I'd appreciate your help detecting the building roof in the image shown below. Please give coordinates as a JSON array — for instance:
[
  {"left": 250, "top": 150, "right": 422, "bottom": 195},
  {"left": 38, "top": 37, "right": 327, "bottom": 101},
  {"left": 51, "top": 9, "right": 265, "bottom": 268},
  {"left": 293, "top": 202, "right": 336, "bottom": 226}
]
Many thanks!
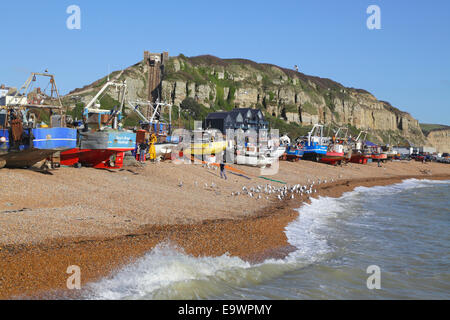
[
  {"left": 230, "top": 108, "right": 264, "bottom": 121},
  {"left": 364, "top": 140, "right": 378, "bottom": 147},
  {"left": 206, "top": 108, "right": 267, "bottom": 128},
  {"left": 205, "top": 112, "right": 231, "bottom": 120}
]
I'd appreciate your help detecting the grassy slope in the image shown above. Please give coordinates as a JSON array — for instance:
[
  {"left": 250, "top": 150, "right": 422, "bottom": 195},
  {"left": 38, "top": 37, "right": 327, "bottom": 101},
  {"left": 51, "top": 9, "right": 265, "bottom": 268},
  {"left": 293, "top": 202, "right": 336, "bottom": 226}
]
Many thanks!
[{"left": 420, "top": 123, "right": 450, "bottom": 136}]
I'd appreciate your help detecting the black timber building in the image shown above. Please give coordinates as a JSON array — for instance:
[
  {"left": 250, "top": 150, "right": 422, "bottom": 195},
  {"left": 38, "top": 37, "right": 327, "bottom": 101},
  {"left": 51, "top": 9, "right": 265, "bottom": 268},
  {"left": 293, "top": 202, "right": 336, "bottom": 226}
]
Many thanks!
[{"left": 205, "top": 108, "right": 268, "bottom": 134}]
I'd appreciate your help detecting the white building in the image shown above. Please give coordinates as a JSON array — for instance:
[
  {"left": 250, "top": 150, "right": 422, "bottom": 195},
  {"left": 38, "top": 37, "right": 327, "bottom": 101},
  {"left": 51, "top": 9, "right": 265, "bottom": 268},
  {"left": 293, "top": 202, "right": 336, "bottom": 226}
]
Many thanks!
[
  {"left": 393, "top": 147, "right": 413, "bottom": 155},
  {"left": 0, "top": 86, "right": 27, "bottom": 106},
  {"left": 419, "top": 146, "right": 437, "bottom": 154}
]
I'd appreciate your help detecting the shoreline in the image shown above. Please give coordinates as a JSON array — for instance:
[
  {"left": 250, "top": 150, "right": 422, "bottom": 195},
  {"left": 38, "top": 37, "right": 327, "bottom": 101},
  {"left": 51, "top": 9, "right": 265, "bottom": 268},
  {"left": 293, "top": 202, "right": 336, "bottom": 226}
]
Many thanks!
[{"left": 1, "top": 170, "right": 449, "bottom": 299}]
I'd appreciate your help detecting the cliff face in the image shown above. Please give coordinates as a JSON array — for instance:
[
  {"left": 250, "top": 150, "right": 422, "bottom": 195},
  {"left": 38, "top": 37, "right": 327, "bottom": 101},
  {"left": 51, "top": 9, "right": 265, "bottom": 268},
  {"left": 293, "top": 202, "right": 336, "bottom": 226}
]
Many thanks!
[
  {"left": 162, "top": 55, "right": 426, "bottom": 144},
  {"left": 425, "top": 129, "right": 450, "bottom": 154},
  {"left": 67, "top": 54, "right": 429, "bottom": 145}
]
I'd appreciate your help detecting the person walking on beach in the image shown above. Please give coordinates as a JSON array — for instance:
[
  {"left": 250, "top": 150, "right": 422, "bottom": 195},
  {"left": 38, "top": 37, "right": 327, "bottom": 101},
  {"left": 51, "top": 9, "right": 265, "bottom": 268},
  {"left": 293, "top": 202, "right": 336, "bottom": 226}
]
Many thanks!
[
  {"left": 135, "top": 144, "right": 141, "bottom": 161},
  {"left": 139, "top": 141, "right": 147, "bottom": 162},
  {"left": 219, "top": 158, "right": 227, "bottom": 180}
]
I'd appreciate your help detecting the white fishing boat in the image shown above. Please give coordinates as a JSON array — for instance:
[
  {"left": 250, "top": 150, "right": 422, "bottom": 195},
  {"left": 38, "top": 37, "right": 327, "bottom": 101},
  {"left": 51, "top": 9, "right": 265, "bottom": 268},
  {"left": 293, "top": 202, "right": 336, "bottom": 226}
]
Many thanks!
[{"left": 235, "top": 138, "right": 285, "bottom": 168}]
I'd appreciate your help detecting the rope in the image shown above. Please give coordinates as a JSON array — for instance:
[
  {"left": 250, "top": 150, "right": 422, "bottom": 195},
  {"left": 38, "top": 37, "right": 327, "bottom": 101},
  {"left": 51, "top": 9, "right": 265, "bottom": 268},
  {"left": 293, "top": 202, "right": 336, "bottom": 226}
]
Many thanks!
[{"left": 258, "top": 176, "right": 287, "bottom": 185}]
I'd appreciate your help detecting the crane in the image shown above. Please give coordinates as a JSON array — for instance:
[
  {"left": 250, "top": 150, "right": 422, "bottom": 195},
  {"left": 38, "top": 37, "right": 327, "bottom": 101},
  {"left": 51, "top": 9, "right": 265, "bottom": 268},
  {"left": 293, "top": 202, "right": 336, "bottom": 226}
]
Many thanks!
[
  {"left": 127, "top": 100, "right": 173, "bottom": 133},
  {"left": 83, "top": 80, "right": 127, "bottom": 130}
]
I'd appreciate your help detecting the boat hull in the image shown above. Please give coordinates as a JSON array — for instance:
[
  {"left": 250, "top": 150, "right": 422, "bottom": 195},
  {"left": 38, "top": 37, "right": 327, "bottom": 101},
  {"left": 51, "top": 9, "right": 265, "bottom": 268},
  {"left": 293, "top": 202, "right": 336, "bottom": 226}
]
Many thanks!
[
  {"left": 188, "top": 141, "right": 227, "bottom": 155},
  {"left": 283, "top": 146, "right": 304, "bottom": 161},
  {"left": 60, "top": 148, "right": 128, "bottom": 169},
  {"left": 0, "top": 149, "right": 57, "bottom": 168},
  {"left": 303, "top": 144, "right": 327, "bottom": 161},
  {"left": 320, "top": 152, "right": 345, "bottom": 165},
  {"left": 0, "top": 127, "right": 77, "bottom": 168},
  {"left": 235, "top": 146, "right": 285, "bottom": 168},
  {"left": 372, "top": 153, "right": 388, "bottom": 161},
  {"left": 60, "top": 131, "right": 136, "bottom": 169},
  {"left": 236, "top": 154, "right": 277, "bottom": 168},
  {"left": 350, "top": 153, "right": 371, "bottom": 164}
]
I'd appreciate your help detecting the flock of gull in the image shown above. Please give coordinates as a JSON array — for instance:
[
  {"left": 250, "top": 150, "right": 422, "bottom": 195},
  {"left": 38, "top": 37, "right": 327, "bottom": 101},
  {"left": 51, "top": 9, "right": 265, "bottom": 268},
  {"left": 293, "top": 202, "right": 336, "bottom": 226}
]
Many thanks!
[
  {"left": 230, "top": 179, "right": 334, "bottom": 202},
  {"left": 179, "top": 177, "right": 336, "bottom": 202}
]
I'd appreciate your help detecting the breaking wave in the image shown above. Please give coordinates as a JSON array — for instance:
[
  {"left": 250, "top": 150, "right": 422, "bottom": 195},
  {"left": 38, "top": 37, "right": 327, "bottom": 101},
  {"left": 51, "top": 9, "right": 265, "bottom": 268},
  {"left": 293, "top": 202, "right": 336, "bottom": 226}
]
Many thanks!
[{"left": 84, "top": 179, "right": 450, "bottom": 300}]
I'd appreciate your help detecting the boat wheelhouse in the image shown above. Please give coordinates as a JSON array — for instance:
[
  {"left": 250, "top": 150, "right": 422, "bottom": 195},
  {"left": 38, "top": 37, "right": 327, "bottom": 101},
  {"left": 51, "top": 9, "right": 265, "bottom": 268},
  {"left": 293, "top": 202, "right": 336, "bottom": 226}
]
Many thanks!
[{"left": 302, "top": 124, "right": 328, "bottom": 161}]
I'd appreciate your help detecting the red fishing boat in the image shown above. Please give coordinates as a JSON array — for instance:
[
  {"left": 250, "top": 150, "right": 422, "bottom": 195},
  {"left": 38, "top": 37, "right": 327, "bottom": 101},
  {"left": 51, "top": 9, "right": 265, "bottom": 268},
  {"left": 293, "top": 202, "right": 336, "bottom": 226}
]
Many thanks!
[
  {"left": 349, "top": 131, "right": 371, "bottom": 164},
  {"left": 370, "top": 146, "right": 388, "bottom": 162},
  {"left": 320, "top": 144, "right": 345, "bottom": 165},
  {"left": 350, "top": 152, "right": 371, "bottom": 164}
]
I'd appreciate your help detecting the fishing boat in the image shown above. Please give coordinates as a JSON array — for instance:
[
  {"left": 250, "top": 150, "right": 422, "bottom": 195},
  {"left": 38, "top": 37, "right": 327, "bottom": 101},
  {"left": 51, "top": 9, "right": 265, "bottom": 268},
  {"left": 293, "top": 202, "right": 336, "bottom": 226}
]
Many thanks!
[
  {"left": 350, "top": 149, "right": 372, "bottom": 164},
  {"left": 302, "top": 124, "right": 328, "bottom": 162},
  {"left": 280, "top": 134, "right": 303, "bottom": 161},
  {"left": 235, "top": 144, "right": 284, "bottom": 168},
  {"left": 350, "top": 131, "right": 371, "bottom": 164},
  {"left": 129, "top": 101, "right": 179, "bottom": 160},
  {"left": 370, "top": 145, "right": 388, "bottom": 162},
  {"left": 333, "top": 126, "right": 353, "bottom": 163},
  {"left": 0, "top": 72, "right": 77, "bottom": 169},
  {"left": 283, "top": 144, "right": 305, "bottom": 161},
  {"left": 188, "top": 129, "right": 228, "bottom": 156},
  {"left": 381, "top": 134, "right": 398, "bottom": 161},
  {"left": 320, "top": 143, "right": 345, "bottom": 165},
  {"left": 60, "top": 80, "right": 136, "bottom": 169},
  {"left": 381, "top": 145, "right": 397, "bottom": 160},
  {"left": 235, "top": 130, "right": 285, "bottom": 168}
]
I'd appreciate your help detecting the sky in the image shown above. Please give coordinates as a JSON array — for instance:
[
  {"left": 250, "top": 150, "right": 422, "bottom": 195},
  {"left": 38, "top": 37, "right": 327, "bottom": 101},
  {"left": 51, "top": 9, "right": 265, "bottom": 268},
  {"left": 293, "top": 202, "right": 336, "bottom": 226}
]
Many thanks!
[{"left": 0, "top": 0, "right": 449, "bottom": 125}]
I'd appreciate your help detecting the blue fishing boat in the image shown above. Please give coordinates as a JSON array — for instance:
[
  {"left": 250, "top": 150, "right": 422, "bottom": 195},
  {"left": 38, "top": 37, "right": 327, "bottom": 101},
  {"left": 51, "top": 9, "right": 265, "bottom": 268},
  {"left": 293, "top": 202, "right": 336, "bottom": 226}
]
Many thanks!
[
  {"left": 302, "top": 124, "right": 328, "bottom": 162},
  {"left": 0, "top": 72, "right": 77, "bottom": 169},
  {"left": 284, "top": 144, "right": 305, "bottom": 161}
]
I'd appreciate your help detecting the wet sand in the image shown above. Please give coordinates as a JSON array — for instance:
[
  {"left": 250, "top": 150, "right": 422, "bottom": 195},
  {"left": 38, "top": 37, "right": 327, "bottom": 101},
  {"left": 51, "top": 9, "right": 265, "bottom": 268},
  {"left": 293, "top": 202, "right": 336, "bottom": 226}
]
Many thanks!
[{"left": 0, "top": 160, "right": 449, "bottom": 299}]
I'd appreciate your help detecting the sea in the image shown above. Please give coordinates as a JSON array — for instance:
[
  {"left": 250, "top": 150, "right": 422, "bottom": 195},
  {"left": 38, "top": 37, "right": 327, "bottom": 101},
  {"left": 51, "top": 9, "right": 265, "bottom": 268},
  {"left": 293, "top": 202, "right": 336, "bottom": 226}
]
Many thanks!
[{"left": 83, "top": 179, "right": 450, "bottom": 300}]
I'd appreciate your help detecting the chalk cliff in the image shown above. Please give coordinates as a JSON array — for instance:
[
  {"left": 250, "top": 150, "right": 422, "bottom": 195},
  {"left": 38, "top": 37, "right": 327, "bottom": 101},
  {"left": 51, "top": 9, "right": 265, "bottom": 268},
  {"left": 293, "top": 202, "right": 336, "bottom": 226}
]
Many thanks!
[{"left": 425, "top": 128, "right": 450, "bottom": 154}]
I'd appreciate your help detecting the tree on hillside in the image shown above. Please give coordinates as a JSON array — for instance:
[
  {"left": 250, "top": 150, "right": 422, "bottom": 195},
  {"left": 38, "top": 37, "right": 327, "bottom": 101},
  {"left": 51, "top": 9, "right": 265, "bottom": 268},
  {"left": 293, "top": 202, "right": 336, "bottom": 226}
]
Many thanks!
[{"left": 180, "top": 97, "right": 208, "bottom": 119}]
